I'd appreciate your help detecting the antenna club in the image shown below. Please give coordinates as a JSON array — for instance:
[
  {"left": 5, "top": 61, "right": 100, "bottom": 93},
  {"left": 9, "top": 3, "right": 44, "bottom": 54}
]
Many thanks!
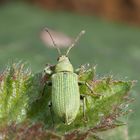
[
  {"left": 43, "top": 27, "right": 49, "bottom": 33},
  {"left": 65, "top": 30, "right": 85, "bottom": 56},
  {"left": 81, "top": 30, "right": 86, "bottom": 34}
]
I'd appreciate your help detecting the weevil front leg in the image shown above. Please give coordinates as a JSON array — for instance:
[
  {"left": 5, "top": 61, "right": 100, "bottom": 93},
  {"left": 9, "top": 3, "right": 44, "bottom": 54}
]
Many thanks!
[
  {"left": 41, "top": 63, "right": 53, "bottom": 96},
  {"left": 41, "top": 81, "right": 52, "bottom": 97}
]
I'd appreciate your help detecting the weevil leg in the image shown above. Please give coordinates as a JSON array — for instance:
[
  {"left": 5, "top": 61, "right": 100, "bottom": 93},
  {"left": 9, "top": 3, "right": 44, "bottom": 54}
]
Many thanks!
[
  {"left": 80, "top": 95, "right": 86, "bottom": 120},
  {"left": 78, "top": 81, "right": 100, "bottom": 97},
  {"left": 35, "top": 81, "right": 52, "bottom": 101},
  {"left": 80, "top": 95, "right": 88, "bottom": 123},
  {"left": 41, "top": 84, "right": 47, "bottom": 96},
  {"left": 85, "top": 82, "right": 100, "bottom": 97},
  {"left": 46, "top": 81, "right": 52, "bottom": 86},
  {"left": 41, "top": 81, "right": 52, "bottom": 95},
  {"left": 48, "top": 101, "right": 55, "bottom": 127},
  {"left": 34, "top": 83, "right": 48, "bottom": 101}
]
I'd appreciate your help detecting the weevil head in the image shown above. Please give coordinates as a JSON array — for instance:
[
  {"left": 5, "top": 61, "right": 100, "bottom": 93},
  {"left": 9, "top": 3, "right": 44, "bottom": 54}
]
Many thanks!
[
  {"left": 42, "top": 29, "right": 85, "bottom": 73},
  {"left": 55, "top": 55, "right": 73, "bottom": 72}
]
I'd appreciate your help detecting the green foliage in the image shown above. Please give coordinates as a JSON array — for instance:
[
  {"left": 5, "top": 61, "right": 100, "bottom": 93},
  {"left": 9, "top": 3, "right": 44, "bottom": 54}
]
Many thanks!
[
  {"left": 0, "top": 62, "right": 134, "bottom": 139},
  {"left": 0, "top": 62, "right": 31, "bottom": 124},
  {"left": 0, "top": 3, "right": 139, "bottom": 139}
]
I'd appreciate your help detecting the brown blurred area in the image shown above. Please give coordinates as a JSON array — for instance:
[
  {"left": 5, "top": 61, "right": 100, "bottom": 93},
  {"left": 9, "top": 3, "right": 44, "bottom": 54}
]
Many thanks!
[
  {"left": 0, "top": 0, "right": 140, "bottom": 25},
  {"left": 28, "top": 0, "right": 140, "bottom": 25}
]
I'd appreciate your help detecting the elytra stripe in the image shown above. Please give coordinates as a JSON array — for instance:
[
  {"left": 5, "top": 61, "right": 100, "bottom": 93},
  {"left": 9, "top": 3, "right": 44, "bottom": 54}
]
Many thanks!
[{"left": 51, "top": 72, "right": 80, "bottom": 123}]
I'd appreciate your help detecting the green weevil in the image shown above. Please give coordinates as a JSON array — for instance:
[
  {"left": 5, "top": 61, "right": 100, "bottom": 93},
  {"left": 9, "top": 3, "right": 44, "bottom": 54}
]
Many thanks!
[{"left": 42, "top": 28, "right": 98, "bottom": 125}]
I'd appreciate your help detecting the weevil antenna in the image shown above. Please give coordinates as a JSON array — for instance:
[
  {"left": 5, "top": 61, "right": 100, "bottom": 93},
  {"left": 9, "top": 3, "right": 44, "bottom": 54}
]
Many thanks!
[
  {"left": 44, "top": 28, "right": 62, "bottom": 55},
  {"left": 66, "top": 30, "right": 85, "bottom": 56}
]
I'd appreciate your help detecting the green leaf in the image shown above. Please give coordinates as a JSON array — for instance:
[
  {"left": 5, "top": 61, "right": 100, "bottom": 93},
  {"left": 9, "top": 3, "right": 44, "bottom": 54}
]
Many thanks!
[
  {"left": 77, "top": 64, "right": 96, "bottom": 81},
  {"left": 0, "top": 62, "right": 31, "bottom": 124},
  {"left": 0, "top": 62, "right": 134, "bottom": 140},
  {"left": 26, "top": 72, "right": 53, "bottom": 126}
]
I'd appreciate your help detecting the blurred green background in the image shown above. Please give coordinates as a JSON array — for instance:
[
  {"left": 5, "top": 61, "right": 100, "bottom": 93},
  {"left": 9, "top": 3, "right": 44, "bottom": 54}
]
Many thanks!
[{"left": 0, "top": 1, "right": 140, "bottom": 140}]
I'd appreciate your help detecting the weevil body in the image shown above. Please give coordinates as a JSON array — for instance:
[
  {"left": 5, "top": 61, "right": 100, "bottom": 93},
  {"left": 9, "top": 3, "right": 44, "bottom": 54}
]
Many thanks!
[
  {"left": 52, "top": 56, "right": 80, "bottom": 124},
  {"left": 42, "top": 29, "right": 97, "bottom": 125}
]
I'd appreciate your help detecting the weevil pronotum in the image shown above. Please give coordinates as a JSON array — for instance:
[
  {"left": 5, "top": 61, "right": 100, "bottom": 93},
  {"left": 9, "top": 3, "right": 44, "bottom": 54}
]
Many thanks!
[{"left": 41, "top": 28, "right": 99, "bottom": 125}]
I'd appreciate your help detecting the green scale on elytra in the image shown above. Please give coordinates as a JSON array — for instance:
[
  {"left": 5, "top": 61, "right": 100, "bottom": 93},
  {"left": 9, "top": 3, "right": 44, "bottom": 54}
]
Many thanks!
[
  {"left": 42, "top": 28, "right": 98, "bottom": 125},
  {"left": 52, "top": 72, "right": 80, "bottom": 124}
]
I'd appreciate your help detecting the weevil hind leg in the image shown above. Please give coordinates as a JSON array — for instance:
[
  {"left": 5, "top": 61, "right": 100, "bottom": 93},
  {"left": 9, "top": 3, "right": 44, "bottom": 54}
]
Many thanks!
[{"left": 80, "top": 95, "right": 88, "bottom": 123}]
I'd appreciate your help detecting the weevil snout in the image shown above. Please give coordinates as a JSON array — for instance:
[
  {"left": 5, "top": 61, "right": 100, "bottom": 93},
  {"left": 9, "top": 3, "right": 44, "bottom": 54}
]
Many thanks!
[
  {"left": 57, "top": 55, "right": 69, "bottom": 62},
  {"left": 55, "top": 55, "right": 73, "bottom": 72}
]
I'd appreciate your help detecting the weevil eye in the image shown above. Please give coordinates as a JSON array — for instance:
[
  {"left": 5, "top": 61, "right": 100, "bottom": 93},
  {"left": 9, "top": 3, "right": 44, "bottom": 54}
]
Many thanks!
[
  {"left": 57, "top": 55, "right": 69, "bottom": 62},
  {"left": 57, "top": 57, "right": 60, "bottom": 61}
]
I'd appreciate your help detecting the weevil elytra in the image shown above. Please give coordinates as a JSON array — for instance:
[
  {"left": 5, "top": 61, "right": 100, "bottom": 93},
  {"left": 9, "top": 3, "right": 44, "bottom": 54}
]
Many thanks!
[{"left": 42, "top": 28, "right": 98, "bottom": 125}]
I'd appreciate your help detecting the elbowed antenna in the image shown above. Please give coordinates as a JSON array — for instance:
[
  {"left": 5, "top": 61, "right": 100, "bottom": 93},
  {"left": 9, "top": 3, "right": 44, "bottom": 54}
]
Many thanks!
[
  {"left": 66, "top": 30, "right": 85, "bottom": 56},
  {"left": 44, "top": 27, "right": 62, "bottom": 55}
]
